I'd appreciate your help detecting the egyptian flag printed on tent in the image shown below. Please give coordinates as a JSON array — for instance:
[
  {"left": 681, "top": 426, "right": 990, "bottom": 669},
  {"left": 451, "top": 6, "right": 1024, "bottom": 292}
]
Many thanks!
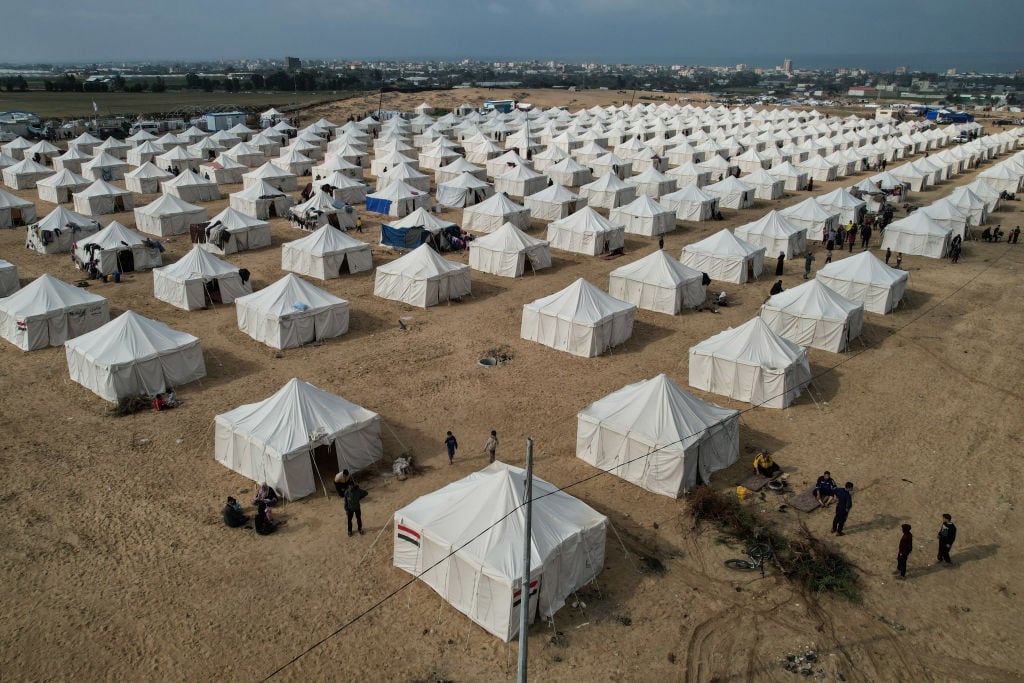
[{"left": 0, "top": 274, "right": 109, "bottom": 351}]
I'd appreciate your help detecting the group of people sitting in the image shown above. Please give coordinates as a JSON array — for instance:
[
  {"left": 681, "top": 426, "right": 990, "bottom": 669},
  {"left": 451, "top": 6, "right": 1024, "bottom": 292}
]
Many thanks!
[{"left": 222, "top": 482, "right": 284, "bottom": 535}]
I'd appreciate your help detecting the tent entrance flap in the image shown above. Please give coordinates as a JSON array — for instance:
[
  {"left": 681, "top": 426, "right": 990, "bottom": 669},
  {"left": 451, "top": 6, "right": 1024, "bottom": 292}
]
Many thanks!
[
  {"left": 117, "top": 249, "right": 135, "bottom": 273},
  {"left": 310, "top": 441, "right": 339, "bottom": 495}
]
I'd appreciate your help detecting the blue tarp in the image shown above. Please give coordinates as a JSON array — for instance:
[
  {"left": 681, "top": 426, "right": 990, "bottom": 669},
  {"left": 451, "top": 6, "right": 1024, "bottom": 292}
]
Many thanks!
[
  {"left": 366, "top": 196, "right": 392, "bottom": 214},
  {"left": 381, "top": 224, "right": 429, "bottom": 250},
  {"left": 925, "top": 110, "right": 974, "bottom": 123}
]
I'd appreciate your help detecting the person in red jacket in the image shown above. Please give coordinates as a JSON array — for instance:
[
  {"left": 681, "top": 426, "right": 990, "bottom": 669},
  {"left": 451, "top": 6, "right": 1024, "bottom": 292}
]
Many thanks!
[{"left": 896, "top": 524, "right": 913, "bottom": 579}]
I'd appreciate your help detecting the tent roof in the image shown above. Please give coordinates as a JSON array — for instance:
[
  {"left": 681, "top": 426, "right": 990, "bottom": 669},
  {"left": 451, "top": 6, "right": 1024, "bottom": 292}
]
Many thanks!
[
  {"left": 524, "top": 277, "right": 634, "bottom": 325},
  {"left": 817, "top": 250, "right": 909, "bottom": 286},
  {"left": 367, "top": 180, "right": 427, "bottom": 201},
  {"left": 685, "top": 228, "right": 764, "bottom": 258},
  {"left": 763, "top": 279, "right": 862, "bottom": 319},
  {"left": 286, "top": 224, "right": 369, "bottom": 255},
  {"left": 0, "top": 186, "right": 33, "bottom": 208},
  {"left": 736, "top": 209, "right": 804, "bottom": 238},
  {"left": 691, "top": 317, "right": 806, "bottom": 366},
  {"left": 377, "top": 243, "right": 469, "bottom": 278},
  {"left": 245, "top": 161, "right": 293, "bottom": 178},
  {"left": 292, "top": 190, "right": 349, "bottom": 214},
  {"left": 34, "top": 206, "right": 99, "bottom": 232},
  {"left": 780, "top": 197, "right": 839, "bottom": 222},
  {"left": 550, "top": 206, "right": 623, "bottom": 234},
  {"left": 162, "top": 169, "right": 217, "bottom": 189},
  {"left": 609, "top": 249, "right": 702, "bottom": 286},
  {"left": 233, "top": 179, "right": 288, "bottom": 199},
  {"left": 82, "top": 221, "right": 146, "bottom": 247},
  {"left": 578, "top": 373, "right": 737, "bottom": 451},
  {"left": 208, "top": 206, "right": 269, "bottom": 231},
  {"left": 0, "top": 273, "right": 105, "bottom": 316},
  {"left": 136, "top": 193, "right": 204, "bottom": 216},
  {"left": 582, "top": 172, "right": 632, "bottom": 191},
  {"left": 466, "top": 192, "right": 526, "bottom": 216},
  {"left": 155, "top": 245, "right": 240, "bottom": 280},
  {"left": 439, "top": 172, "right": 491, "bottom": 190},
  {"left": 705, "top": 176, "right": 755, "bottom": 193},
  {"left": 525, "top": 183, "right": 580, "bottom": 202},
  {"left": 235, "top": 273, "right": 346, "bottom": 315},
  {"left": 65, "top": 310, "right": 198, "bottom": 364},
  {"left": 613, "top": 195, "right": 672, "bottom": 218},
  {"left": 386, "top": 207, "right": 456, "bottom": 232},
  {"left": 885, "top": 211, "right": 952, "bottom": 237},
  {"left": 471, "top": 221, "right": 549, "bottom": 252},
  {"left": 126, "top": 162, "right": 173, "bottom": 180},
  {"left": 662, "top": 184, "right": 717, "bottom": 203}
]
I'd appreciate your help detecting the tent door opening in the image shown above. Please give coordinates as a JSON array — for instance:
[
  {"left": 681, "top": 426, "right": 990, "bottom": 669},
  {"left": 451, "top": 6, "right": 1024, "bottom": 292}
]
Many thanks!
[
  {"left": 327, "top": 214, "right": 340, "bottom": 229},
  {"left": 337, "top": 255, "right": 347, "bottom": 277},
  {"left": 12, "top": 208, "right": 22, "bottom": 225},
  {"left": 205, "top": 278, "right": 223, "bottom": 305},
  {"left": 115, "top": 196, "right": 125, "bottom": 211},
  {"left": 268, "top": 203, "right": 278, "bottom": 218},
  {"left": 311, "top": 442, "right": 341, "bottom": 484},
  {"left": 116, "top": 248, "right": 135, "bottom": 273}
]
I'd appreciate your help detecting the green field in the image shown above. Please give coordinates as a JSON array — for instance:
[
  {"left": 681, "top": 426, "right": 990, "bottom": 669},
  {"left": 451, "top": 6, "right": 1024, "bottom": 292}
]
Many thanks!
[{"left": 0, "top": 90, "right": 366, "bottom": 119}]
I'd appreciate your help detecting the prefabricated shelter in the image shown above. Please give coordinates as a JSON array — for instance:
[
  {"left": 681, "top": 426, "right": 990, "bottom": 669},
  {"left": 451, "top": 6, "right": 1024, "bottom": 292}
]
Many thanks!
[
  {"left": 3, "top": 157, "right": 54, "bottom": 189},
  {"left": 242, "top": 161, "right": 298, "bottom": 191},
  {"left": 523, "top": 183, "right": 586, "bottom": 221},
  {"left": 200, "top": 154, "right": 247, "bottom": 185},
  {"left": 608, "top": 249, "right": 706, "bottom": 315},
  {"left": 704, "top": 176, "right": 755, "bottom": 209},
  {"left": 546, "top": 206, "right": 625, "bottom": 255},
  {"left": 734, "top": 210, "right": 807, "bottom": 259},
  {"left": 660, "top": 184, "right": 719, "bottom": 222},
  {"left": 235, "top": 273, "right": 349, "bottom": 349},
  {"left": 609, "top": 195, "right": 675, "bottom": 236},
  {"left": 161, "top": 169, "right": 221, "bottom": 203},
  {"left": 493, "top": 164, "right": 548, "bottom": 199},
  {"left": 759, "top": 279, "right": 864, "bottom": 353},
  {"left": 779, "top": 197, "right": 840, "bottom": 242},
  {"left": 198, "top": 207, "right": 271, "bottom": 255},
  {"left": 0, "top": 274, "right": 109, "bottom": 351},
  {"left": 436, "top": 172, "right": 494, "bottom": 208},
  {"left": 575, "top": 373, "right": 739, "bottom": 496},
  {"left": 365, "top": 180, "right": 431, "bottom": 217},
  {"left": 688, "top": 317, "right": 811, "bottom": 409},
  {"left": 462, "top": 192, "right": 530, "bottom": 233},
  {"left": 392, "top": 462, "right": 607, "bottom": 642},
  {"left": 282, "top": 224, "right": 373, "bottom": 279},
  {"left": 520, "top": 278, "right": 636, "bottom": 357},
  {"left": 229, "top": 180, "right": 295, "bottom": 220},
  {"left": 80, "top": 152, "right": 129, "bottom": 182},
  {"left": 815, "top": 250, "right": 908, "bottom": 315},
  {"left": 0, "top": 259, "right": 18, "bottom": 296},
  {"left": 879, "top": 211, "right": 952, "bottom": 258},
  {"left": 373, "top": 243, "right": 471, "bottom": 308},
  {"left": 680, "top": 229, "right": 765, "bottom": 284},
  {"left": 72, "top": 179, "right": 133, "bottom": 216},
  {"left": 579, "top": 172, "right": 637, "bottom": 209},
  {"left": 215, "top": 378, "right": 382, "bottom": 501},
  {"left": 64, "top": 311, "right": 206, "bottom": 402},
  {"left": 0, "top": 187, "right": 35, "bottom": 226},
  {"left": 135, "top": 193, "right": 207, "bottom": 237},
  {"left": 124, "top": 162, "right": 173, "bottom": 194},
  {"left": 380, "top": 207, "right": 457, "bottom": 250},
  {"left": 816, "top": 187, "right": 867, "bottom": 225},
  {"left": 25, "top": 206, "right": 100, "bottom": 254},
  {"left": 73, "top": 221, "right": 162, "bottom": 275},
  {"left": 468, "top": 221, "right": 551, "bottom": 278},
  {"left": 153, "top": 245, "right": 251, "bottom": 311},
  {"left": 289, "top": 191, "right": 357, "bottom": 230},
  {"left": 741, "top": 169, "right": 785, "bottom": 200}
]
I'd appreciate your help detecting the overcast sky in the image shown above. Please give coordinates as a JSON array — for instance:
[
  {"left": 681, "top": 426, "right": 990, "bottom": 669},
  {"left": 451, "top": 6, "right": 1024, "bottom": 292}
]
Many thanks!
[{"left": 3, "top": 0, "right": 1022, "bottom": 71}]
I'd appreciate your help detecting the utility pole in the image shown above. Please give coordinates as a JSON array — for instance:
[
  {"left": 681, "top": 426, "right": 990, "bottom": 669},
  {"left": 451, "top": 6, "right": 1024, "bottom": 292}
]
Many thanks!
[{"left": 516, "top": 437, "right": 534, "bottom": 683}]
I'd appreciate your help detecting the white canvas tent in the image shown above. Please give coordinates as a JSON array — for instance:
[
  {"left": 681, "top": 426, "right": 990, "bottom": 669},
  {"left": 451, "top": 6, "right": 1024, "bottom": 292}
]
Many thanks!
[
  {"left": 767, "top": 161, "right": 809, "bottom": 191},
  {"left": 520, "top": 278, "right": 636, "bottom": 357},
  {"left": 608, "top": 249, "right": 706, "bottom": 315},
  {"left": 660, "top": 184, "right": 719, "bottom": 222},
  {"left": 392, "top": 462, "right": 606, "bottom": 642},
  {"left": 760, "top": 279, "right": 864, "bottom": 352},
  {"left": 64, "top": 311, "right": 206, "bottom": 402},
  {"left": 199, "top": 207, "right": 272, "bottom": 255},
  {"left": 579, "top": 172, "right": 637, "bottom": 209},
  {"left": 80, "top": 152, "right": 129, "bottom": 182},
  {"left": 628, "top": 166, "right": 676, "bottom": 198},
  {"left": 816, "top": 188, "right": 867, "bottom": 225},
  {"left": 523, "top": 183, "right": 586, "bottom": 221},
  {"left": 25, "top": 206, "right": 100, "bottom": 254},
  {"left": 73, "top": 221, "right": 162, "bottom": 275},
  {"left": 290, "top": 191, "right": 357, "bottom": 230},
  {"left": 317, "top": 171, "right": 369, "bottom": 206},
  {"left": 688, "top": 317, "right": 811, "bottom": 409},
  {"left": 242, "top": 161, "right": 298, "bottom": 191},
  {"left": 704, "top": 176, "right": 755, "bottom": 209},
  {"left": 815, "top": 250, "right": 908, "bottom": 314},
  {"left": 0, "top": 187, "right": 35, "bottom": 227},
  {"left": 609, "top": 196, "right": 675, "bottom": 236},
  {"left": 468, "top": 221, "right": 551, "bottom": 278},
  {"left": 780, "top": 198, "right": 840, "bottom": 242},
  {"left": 373, "top": 244, "right": 471, "bottom": 308},
  {"left": 162, "top": 169, "right": 221, "bottom": 203},
  {"left": 3, "top": 158, "right": 54, "bottom": 189},
  {"left": 680, "top": 229, "right": 765, "bottom": 284},
  {"left": 282, "top": 225, "right": 373, "bottom": 279},
  {"left": 0, "top": 259, "right": 18, "bottom": 296},
  {"left": 880, "top": 211, "right": 951, "bottom": 258},
  {"left": 734, "top": 210, "right": 807, "bottom": 259},
  {"left": 72, "top": 179, "right": 133, "bottom": 216},
  {"left": 493, "top": 164, "right": 548, "bottom": 198},
  {"left": 0, "top": 274, "right": 109, "bottom": 351},
  {"left": 229, "top": 180, "right": 295, "bottom": 220},
  {"left": 462, "top": 192, "right": 530, "bottom": 233},
  {"left": 366, "top": 180, "right": 431, "bottom": 217},
  {"left": 235, "top": 273, "right": 349, "bottom": 349},
  {"left": 576, "top": 373, "right": 739, "bottom": 496},
  {"left": 124, "top": 162, "right": 173, "bottom": 194},
  {"left": 153, "top": 246, "right": 251, "bottom": 311},
  {"left": 436, "top": 172, "right": 493, "bottom": 208},
  {"left": 546, "top": 206, "right": 625, "bottom": 255},
  {"left": 215, "top": 378, "right": 382, "bottom": 501},
  {"left": 35, "top": 168, "right": 88, "bottom": 205},
  {"left": 134, "top": 193, "right": 207, "bottom": 237},
  {"left": 742, "top": 169, "right": 785, "bottom": 200}
]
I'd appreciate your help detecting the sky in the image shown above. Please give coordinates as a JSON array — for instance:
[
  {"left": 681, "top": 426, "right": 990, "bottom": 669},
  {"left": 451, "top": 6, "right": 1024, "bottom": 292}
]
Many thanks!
[{"left": 2, "top": 0, "right": 1022, "bottom": 72}]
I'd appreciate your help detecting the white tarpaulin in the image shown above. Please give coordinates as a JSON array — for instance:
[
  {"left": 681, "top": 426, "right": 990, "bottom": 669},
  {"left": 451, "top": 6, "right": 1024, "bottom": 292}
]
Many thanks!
[
  {"left": 608, "top": 249, "right": 706, "bottom": 315},
  {"left": 468, "top": 221, "right": 551, "bottom": 278},
  {"left": 1, "top": 273, "right": 103, "bottom": 349},
  {"left": 815, "top": 250, "right": 908, "bottom": 314},
  {"left": 680, "top": 229, "right": 765, "bottom": 284},
  {"left": 734, "top": 210, "right": 807, "bottom": 260},
  {"left": 521, "top": 278, "right": 635, "bottom": 357},
  {"left": 235, "top": 273, "right": 349, "bottom": 349},
  {"left": 880, "top": 211, "right": 951, "bottom": 258},
  {"left": 374, "top": 243, "right": 471, "bottom": 307},
  {"left": 759, "top": 279, "right": 864, "bottom": 352},
  {"left": 153, "top": 245, "right": 251, "bottom": 311},
  {"left": 282, "top": 225, "right": 373, "bottom": 279},
  {"left": 546, "top": 206, "right": 625, "bottom": 255}
]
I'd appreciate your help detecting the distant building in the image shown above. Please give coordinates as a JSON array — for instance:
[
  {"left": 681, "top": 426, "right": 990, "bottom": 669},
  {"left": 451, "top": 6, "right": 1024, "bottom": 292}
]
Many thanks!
[
  {"left": 736, "top": 64, "right": 746, "bottom": 72},
  {"left": 205, "top": 111, "right": 247, "bottom": 131},
  {"left": 782, "top": 58, "right": 793, "bottom": 74},
  {"left": 848, "top": 87, "right": 877, "bottom": 97},
  {"left": 895, "top": 66, "right": 908, "bottom": 75},
  {"left": 286, "top": 56, "right": 302, "bottom": 71}
]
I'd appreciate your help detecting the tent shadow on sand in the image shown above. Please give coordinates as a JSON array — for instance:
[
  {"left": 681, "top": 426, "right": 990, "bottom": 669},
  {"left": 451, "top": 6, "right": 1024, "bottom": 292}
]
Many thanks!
[
  {"left": 800, "top": 362, "right": 840, "bottom": 403},
  {"left": 343, "top": 309, "right": 392, "bottom": 340},
  {"left": 460, "top": 276, "right": 508, "bottom": 301},
  {"left": 610, "top": 318, "right": 674, "bottom": 356},
  {"left": 191, "top": 348, "right": 261, "bottom": 390},
  {"left": 890, "top": 286, "right": 933, "bottom": 313}
]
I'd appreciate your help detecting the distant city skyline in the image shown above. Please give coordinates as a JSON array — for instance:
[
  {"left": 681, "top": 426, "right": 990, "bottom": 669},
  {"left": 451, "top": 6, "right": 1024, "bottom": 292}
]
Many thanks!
[{"left": 2, "top": 0, "right": 1021, "bottom": 73}]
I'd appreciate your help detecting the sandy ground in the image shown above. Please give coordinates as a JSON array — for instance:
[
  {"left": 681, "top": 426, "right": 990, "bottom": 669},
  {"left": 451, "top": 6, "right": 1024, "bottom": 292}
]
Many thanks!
[{"left": 2, "top": 89, "right": 1023, "bottom": 683}]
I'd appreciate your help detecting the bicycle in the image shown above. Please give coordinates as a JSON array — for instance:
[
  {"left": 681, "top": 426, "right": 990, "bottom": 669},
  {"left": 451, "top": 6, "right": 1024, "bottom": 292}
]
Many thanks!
[{"left": 724, "top": 543, "right": 773, "bottom": 577}]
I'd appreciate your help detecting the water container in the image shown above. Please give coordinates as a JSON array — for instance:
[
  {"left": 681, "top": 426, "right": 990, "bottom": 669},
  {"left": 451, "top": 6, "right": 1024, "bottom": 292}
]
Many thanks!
[{"left": 112, "top": 271, "right": 121, "bottom": 283}]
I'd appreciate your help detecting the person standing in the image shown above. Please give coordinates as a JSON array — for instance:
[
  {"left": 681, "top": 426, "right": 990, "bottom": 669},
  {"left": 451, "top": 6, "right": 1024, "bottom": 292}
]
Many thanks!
[
  {"left": 775, "top": 252, "right": 785, "bottom": 276},
  {"left": 356, "top": 216, "right": 363, "bottom": 233},
  {"left": 832, "top": 482, "right": 854, "bottom": 536},
  {"left": 937, "top": 513, "right": 957, "bottom": 564},
  {"left": 895, "top": 253, "right": 903, "bottom": 269},
  {"left": 344, "top": 482, "right": 367, "bottom": 536},
  {"left": 847, "top": 226, "right": 856, "bottom": 253},
  {"left": 896, "top": 524, "right": 913, "bottom": 579},
  {"left": 885, "top": 247, "right": 892, "bottom": 265},
  {"left": 658, "top": 235, "right": 664, "bottom": 250},
  {"left": 803, "top": 251, "right": 815, "bottom": 280},
  {"left": 444, "top": 430, "right": 459, "bottom": 465},
  {"left": 484, "top": 430, "right": 499, "bottom": 464}
]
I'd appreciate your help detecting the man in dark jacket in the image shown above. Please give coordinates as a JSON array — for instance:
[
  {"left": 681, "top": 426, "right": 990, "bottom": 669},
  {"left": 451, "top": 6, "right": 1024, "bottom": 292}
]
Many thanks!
[
  {"left": 344, "top": 483, "right": 368, "bottom": 537},
  {"left": 831, "top": 482, "right": 854, "bottom": 536},
  {"left": 937, "top": 513, "right": 957, "bottom": 564},
  {"left": 222, "top": 496, "right": 248, "bottom": 528},
  {"left": 896, "top": 524, "right": 913, "bottom": 578}
]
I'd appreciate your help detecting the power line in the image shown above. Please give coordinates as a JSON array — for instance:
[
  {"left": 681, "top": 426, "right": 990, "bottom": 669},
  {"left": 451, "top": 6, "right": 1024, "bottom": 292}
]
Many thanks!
[{"left": 263, "top": 246, "right": 1011, "bottom": 681}]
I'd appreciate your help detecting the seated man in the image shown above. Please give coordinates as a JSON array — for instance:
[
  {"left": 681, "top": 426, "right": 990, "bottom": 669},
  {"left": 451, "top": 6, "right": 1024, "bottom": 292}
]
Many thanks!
[
  {"left": 753, "top": 450, "right": 781, "bottom": 478},
  {"left": 814, "top": 471, "right": 838, "bottom": 507},
  {"left": 254, "top": 501, "right": 280, "bottom": 535},
  {"left": 254, "top": 482, "right": 280, "bottom": 507},
  {"left": 769, "top": 280, "right": 784, "bottom": 296},
  {"left": 716, "top": 291, "right": 728, "bottom": 307},
  {"left": 222, "top": 496, "right": 249, "bottom": 528}
]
